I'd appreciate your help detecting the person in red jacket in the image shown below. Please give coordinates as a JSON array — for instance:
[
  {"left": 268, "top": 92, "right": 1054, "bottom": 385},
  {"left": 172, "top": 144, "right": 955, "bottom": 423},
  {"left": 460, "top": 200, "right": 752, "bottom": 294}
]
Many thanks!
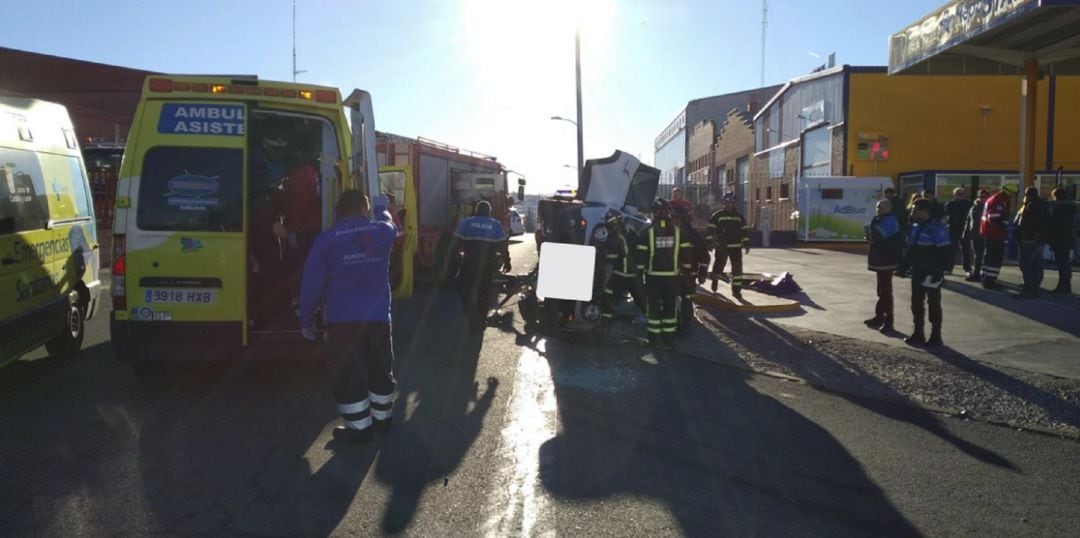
[{"left": 978, "top": 183, "right": 1018, "bottom": 289}]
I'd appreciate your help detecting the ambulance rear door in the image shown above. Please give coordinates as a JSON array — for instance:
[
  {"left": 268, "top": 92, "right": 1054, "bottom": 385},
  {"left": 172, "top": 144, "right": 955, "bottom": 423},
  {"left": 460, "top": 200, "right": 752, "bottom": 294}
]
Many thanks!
[{"left": 123, "top": 100, "right": 248, "bottom": 343}]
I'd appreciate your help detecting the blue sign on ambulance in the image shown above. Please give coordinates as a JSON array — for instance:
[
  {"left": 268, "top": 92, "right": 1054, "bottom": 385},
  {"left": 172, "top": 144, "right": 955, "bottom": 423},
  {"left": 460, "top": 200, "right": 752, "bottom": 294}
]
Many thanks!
[{"left": 158, "top": 104, "right": 245, "bottom": 136}]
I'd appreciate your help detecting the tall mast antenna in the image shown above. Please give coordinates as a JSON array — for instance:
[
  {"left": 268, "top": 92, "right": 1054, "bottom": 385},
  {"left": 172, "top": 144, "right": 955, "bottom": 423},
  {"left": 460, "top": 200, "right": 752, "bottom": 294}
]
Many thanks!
[
  {"left": 292, "top": 0, "right": 306, "bottom": 81},
  {"left": 760, "top": 0, "right": 767, "bottom": 87}
]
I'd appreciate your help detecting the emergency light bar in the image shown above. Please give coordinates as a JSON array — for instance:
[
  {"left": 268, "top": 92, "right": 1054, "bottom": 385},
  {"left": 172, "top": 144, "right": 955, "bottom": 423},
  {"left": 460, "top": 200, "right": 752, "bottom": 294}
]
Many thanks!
[{"left": 147, "top": 78, "right": 338, "bottom": 103}]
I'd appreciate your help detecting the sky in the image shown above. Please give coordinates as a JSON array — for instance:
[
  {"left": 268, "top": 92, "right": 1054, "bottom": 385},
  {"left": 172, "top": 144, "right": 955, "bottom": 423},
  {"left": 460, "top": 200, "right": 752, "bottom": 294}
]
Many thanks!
[{"left": 3, "top": 0, "right": 947, "bottom": 194}]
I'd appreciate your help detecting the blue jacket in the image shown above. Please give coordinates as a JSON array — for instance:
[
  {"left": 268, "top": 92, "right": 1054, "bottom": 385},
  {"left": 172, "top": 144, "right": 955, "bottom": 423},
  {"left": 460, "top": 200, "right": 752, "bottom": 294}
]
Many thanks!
[
  {"left": 454, "top": 215, "right": 507, "bottom": 274},
  {"left": 299, "top": 210, "right": 397, "bottom": 327},
  {"left": 904, "top": 219, "right": 951, "bottom": 277}
]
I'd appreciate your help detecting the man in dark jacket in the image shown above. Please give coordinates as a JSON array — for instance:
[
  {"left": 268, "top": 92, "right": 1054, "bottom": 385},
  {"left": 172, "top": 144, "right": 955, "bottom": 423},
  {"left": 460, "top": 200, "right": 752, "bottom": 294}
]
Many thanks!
[
  {"left": 899, "top": 199, "right": 951, "bottom": 348},
  {"left": 1014, "top": 187, "right": 1050, "bottom": 299},
  {"left": 300, "top": 191, "right": 398, "bottom": 444},
  {"left": 1049, "top": 188, "right": 1077, "bottom": 294},
  {"left": 865, "top": 199, "right": 903, "bottom": 333},
  {"left": 922, "top": 189, "right": 946, "bottom": 223},
  {"left": 963, "top": 188, "right": 989, "bottom": 281},
  {"left": 943, "top": 187, "right": 972, "bottom": 275}
]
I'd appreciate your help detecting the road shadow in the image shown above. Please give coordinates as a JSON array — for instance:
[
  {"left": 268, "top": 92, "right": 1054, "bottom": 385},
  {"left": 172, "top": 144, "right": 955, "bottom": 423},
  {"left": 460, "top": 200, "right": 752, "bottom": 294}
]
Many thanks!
[
  {"left": 703, "top": 312, "right": 1017, "bottom": 470},
  {"left": 373, "top": 286, "right": 498, "bottom": 534},
  {"left": 535, "top": 327, "right": 924, "bottom": 536},
  {"left": 0, "top": 340, "right": 369, "bottom": 536}
]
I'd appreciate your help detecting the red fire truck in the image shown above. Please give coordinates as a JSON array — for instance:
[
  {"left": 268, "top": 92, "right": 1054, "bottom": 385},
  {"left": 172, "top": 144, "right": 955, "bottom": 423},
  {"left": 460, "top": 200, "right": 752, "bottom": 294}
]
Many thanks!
[{"left": 376, "top": 133, "right": 520, "bottom": 284}]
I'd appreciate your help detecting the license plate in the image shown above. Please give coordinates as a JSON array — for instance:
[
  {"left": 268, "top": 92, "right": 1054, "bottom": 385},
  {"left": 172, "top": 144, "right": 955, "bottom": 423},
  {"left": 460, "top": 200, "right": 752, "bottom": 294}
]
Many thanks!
[{"left": 144, "top": 289, "right": 217, "bottom": 304}]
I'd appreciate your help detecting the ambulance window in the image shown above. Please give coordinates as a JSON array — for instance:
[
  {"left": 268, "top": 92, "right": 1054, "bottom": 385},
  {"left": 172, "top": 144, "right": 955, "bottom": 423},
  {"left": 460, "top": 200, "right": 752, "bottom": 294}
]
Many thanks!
[
  {"left": 0, "top": 147, "right": 50, "bottom": 235},
  {"left": 137, "top": 147, "right": 243, "bottom": 232},
  {"left": 40, "top": 155, "right": 94, "bottom": 220}
]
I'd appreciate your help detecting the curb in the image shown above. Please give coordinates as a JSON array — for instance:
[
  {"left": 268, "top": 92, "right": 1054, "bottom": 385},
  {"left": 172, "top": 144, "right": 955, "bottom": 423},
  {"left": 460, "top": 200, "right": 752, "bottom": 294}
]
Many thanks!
[{"left": 693, "top": 289, "right": 801, "bottom": 314}]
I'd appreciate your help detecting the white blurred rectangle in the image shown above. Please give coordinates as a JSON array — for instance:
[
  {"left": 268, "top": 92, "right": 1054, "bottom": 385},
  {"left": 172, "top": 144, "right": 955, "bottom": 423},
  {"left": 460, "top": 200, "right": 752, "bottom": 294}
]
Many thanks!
[{"left": 536, "top": 242, "right": 596, "bottom": 301}]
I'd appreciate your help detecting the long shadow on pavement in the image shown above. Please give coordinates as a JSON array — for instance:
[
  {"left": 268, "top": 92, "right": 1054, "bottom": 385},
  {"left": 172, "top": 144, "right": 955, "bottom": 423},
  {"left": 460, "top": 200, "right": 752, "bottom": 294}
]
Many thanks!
[
  {"left": 373, "top": 287, "right": 498, "bottom": 534},
  {"left": 534, "top": 329, "right": 923, "bottom": 537},
  {"left": 707, "top": 313, "right": 1017, "bottom": 470},
  {"left": 943, "top": 277, "right": 1080, "bottom": 336}
]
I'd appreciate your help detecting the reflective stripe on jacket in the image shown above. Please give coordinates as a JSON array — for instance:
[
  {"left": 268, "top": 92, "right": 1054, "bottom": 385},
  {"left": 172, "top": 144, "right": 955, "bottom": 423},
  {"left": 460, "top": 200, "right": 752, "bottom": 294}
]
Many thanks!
[{"left": 707, "top": 209, "right": 749, "bottom": 248}]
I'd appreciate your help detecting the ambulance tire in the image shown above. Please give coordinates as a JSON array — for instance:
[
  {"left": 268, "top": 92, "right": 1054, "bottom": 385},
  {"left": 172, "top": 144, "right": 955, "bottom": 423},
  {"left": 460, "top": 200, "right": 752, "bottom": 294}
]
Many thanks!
[{"left": 45, "top": 301, "right": 85, "bottom": 360}]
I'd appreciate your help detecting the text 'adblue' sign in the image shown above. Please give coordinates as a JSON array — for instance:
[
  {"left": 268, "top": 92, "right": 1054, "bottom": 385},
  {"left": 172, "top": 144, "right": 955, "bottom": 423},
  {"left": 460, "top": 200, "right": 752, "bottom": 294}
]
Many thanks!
[{"left": 158, "top": 104, "right": 245, "bottom": 136}]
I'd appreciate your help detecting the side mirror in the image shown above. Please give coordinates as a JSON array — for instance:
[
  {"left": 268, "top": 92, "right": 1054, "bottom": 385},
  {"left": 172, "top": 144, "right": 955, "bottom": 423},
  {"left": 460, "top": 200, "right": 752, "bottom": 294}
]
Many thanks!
[
  {"left": 517, "top": 186, "right": 525, "bottom": 202},
  {"left": 518, "top": 178, "right": 527, "bottom": 186}
]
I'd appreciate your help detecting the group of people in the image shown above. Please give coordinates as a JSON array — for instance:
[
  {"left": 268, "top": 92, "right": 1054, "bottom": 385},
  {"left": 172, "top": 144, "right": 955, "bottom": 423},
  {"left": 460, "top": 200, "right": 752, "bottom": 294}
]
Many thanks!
[
  {"left": 598, "top": 188, "right": 750, "bottom": 349},
  {"left": 865, "top": 183, "right": 1078, "bottom": 348}
]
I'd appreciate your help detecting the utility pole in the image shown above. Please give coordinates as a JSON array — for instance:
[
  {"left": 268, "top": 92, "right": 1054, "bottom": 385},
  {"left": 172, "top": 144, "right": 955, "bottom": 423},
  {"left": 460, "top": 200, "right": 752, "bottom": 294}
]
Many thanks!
[
  {"left": 760, "top": 0, "right": 768, "bottom": 88},
  {"left": 292, "top": 0, "right": 306, "bottom": 81},
  {"left": 574, "top": 27, "right": 585, "bottom": 189}
]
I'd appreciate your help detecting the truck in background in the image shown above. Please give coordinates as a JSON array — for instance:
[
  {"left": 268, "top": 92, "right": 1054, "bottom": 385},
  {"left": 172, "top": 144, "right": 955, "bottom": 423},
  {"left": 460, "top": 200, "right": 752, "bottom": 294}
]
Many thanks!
[{"left": 376, "top": 133, "right": 518, "bottom": 284}]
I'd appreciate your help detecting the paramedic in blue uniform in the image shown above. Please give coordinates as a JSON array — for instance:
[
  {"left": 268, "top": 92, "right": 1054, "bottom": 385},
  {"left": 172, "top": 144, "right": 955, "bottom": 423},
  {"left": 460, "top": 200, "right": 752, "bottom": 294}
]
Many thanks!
[
  {"left": 451, "top": 201, "right": 512, "bottom": 330},
  {"left": 300, "top": 190, "right": 398, "bottom": 444}
]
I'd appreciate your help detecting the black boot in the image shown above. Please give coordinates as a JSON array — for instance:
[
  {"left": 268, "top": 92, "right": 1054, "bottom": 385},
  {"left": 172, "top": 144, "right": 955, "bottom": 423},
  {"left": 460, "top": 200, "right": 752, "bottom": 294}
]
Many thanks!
[
  {"left": 926, "top": 326, "right": 943, "bottom": 348},
  {"left": 904, "top": 325, "right": 926, "bottom": 346},
  {"left": 878, "top": 317, "right": 895, "bottom": 334},
  {"left": 864, "top": 315, "right": 885, "bottom": 329},
  {"left": 710, "top": 278, "right": 718, "bottom": 293}
]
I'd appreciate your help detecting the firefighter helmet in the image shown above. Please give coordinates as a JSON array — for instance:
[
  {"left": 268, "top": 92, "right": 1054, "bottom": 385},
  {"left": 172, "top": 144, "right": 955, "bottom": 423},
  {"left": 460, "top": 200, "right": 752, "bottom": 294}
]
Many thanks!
[
  {"left": 652, "top": 198, "right": 669, "bottom": 212},
  {"left": 722, "top": 192, "right": 737, "bottom": 204}
]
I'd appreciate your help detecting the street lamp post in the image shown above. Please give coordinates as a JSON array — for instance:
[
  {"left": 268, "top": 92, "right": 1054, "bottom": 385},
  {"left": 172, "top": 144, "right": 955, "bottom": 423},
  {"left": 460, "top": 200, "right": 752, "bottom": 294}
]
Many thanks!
[{"left": 550, "top": 27, "right": 585, "bottom": 189}]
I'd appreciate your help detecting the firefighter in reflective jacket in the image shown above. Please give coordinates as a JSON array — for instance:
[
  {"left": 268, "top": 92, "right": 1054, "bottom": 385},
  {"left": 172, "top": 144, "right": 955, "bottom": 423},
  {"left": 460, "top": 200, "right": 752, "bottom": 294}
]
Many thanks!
[
  {"left": 707, "top": 193, "right": 750, "bottom": 298},
  {"left": 599, "top": 210, "right": 646, "bottom": 332},
  {"left": 672, "top": 204, "right": 710, "bottom": 333},
  {"left": 636, "top": 199, "right": 692, "bottom": 348}
]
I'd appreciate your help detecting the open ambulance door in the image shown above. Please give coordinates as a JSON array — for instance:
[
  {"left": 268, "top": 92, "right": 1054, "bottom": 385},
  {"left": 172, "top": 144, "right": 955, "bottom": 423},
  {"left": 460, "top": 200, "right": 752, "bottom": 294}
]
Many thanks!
[
  {"left": 344, "top": 90, "right": 379, "bottom": 197},
  {"left": 379, "top": 165, "right": 417, "bottom": 298}
]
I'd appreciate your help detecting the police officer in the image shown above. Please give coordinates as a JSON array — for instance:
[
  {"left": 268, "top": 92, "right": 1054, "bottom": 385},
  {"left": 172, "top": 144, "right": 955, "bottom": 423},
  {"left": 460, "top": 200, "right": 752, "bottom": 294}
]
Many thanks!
[
  {"left": 451, "top": 200, "right": 511, "bottom": 331},
  {"left": 898, "top": 199, "right": 951, "bottom": 348},
  {"left": 599, "top": 210, "right": 646, "bottom": 332},
  {"left": 672, "top": 204, "right": 709, "bottom": 333},
  {"left": 706, "top": 192, "right": 750, "bottom": 298},
  {"left": 636, "top": 199, "right": 691, "bottom": 348},
  {"left": 300, "top": 190, "right": 398, "bottom": 444}
]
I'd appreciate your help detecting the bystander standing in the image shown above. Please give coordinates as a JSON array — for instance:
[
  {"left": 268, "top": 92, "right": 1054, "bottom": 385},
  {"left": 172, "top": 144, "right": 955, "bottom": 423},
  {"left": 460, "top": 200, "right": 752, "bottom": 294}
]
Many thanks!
[
  {"left": 1049, "top": 188, "right": 1077, "bottom": 295},
  {"left": 1014, "top": 187, "right": 1050, "bottom": 299},
  {"left": 963, "top": 188, "right": 989, "bottom": 281},
  {"left": 864, "top": 199, "right": 903, "bottom": 334},
  {"left": 943, "top": 187, "right": 972, "bottom": 275}
]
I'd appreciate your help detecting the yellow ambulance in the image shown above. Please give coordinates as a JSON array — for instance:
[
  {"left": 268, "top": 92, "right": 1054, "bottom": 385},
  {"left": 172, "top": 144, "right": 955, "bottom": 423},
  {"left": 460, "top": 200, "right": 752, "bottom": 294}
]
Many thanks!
[
  {"left": 1, "top": 97, "right": 101, "bottom": 366},
  {"left": 109, "top": 76, "right": 415, "bottom": 374}
]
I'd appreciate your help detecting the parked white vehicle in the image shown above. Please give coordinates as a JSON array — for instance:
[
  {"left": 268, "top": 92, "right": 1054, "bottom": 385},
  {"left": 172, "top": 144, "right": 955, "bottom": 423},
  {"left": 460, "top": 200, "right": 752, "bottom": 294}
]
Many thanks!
[{"left": 509, "top": 208, "right": 525, "bottom": 236}]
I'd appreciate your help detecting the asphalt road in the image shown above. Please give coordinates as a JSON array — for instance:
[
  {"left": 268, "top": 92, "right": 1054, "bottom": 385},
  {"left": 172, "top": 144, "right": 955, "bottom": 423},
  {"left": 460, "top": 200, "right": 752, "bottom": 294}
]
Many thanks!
[{"left": 2, "top": 234, "right": 1079, "bottom": 536}]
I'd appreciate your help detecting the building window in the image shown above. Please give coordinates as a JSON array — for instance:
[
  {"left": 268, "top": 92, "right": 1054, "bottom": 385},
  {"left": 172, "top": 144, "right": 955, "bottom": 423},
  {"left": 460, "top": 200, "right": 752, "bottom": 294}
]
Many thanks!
[
  {"left": 766, "top": 186, "right": 773, "bottom": 200},
  {"left": 801, "top": 125, "right": 831, "bottom": 177},
  {"left": 755, "top": 187, "right": 761, "bottom": 202},
  {"left": 780, "top": 182, "right": 790, "bottom": 199},
  {"left": 768, "top": 148, "right": 784, "bottom": 179}
]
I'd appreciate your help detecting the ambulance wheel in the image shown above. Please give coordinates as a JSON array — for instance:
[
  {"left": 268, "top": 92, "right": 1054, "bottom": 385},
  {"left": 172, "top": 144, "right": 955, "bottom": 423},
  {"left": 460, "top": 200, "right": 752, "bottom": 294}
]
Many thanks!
[{"left": 45, "top": 303, "right": 86, "bottom": 359}]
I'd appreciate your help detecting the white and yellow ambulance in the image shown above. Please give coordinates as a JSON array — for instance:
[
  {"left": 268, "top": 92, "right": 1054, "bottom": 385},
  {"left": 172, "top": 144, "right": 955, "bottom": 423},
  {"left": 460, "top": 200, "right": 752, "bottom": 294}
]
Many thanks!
[
  {"left": 109, "top": 76, "right": 416, "bottom": 374},
  {"left": 1, "top": 97, "right": 101, "bottom": 367}
]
